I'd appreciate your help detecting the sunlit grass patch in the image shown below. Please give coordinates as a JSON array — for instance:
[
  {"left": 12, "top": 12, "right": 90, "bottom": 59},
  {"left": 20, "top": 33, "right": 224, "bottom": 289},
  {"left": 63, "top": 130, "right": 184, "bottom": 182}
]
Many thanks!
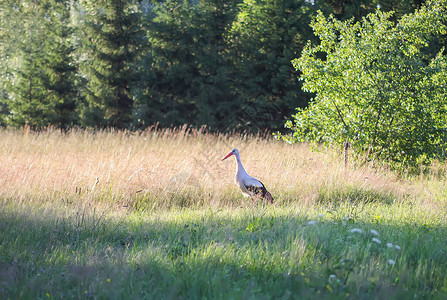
[
  {"left": 316, "top": 184, "right": 396, "bottom": 205},
  {"left": 0, "top": 128, "right": 447, "bottom": 298}
]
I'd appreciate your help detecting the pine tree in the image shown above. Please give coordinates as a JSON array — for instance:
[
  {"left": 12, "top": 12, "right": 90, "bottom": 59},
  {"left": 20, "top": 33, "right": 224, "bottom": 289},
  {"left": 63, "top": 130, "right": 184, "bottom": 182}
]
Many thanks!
[
  {"left": 138, "top": 0, "right": 239, "bottom": 130},
  {"left": 42, "top": 0, "right": 78, "bottom": 128},
  {"left": 0, "top": 1, "right": 13, "bottom": 126},
  {"left": 76, "top": 0, "right": 144, "bottom": 129},
  {"left": 226, "top": 0, "right": 315, "bottom": 132},
  {"left": 0, "top": 0, "right": 77, "bottom": 128}
]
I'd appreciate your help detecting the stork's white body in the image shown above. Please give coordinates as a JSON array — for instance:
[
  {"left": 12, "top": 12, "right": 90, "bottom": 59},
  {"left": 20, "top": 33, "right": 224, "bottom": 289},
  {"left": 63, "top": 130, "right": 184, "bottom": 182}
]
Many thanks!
[
  {"left": 222, "top": 148, "right": 273, "bottom": 203},
  {"left": 233, "top": 151, "right": 264, "bottom": 198}
]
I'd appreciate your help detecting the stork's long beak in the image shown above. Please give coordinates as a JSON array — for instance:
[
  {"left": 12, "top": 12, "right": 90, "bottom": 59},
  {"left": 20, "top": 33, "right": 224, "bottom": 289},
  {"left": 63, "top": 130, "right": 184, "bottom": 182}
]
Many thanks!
[{"left": 222, "top": 152, "right": 233, "bottom": 161}]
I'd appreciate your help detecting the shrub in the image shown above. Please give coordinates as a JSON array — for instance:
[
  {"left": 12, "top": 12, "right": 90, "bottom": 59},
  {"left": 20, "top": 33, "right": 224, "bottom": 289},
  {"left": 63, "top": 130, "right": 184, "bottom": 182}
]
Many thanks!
[{"left": 279, "top": 1, "right": 447, "bottom": 172}]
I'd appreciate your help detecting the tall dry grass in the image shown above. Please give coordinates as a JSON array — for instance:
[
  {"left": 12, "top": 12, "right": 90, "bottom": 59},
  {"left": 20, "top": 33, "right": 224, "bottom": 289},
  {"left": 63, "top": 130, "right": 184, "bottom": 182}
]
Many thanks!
[
  {"left": 0, "top": 126, "right": 440, "bottom": 211},
  {"left": 2, "top": 127, "right": 447, "bottom": 300}
]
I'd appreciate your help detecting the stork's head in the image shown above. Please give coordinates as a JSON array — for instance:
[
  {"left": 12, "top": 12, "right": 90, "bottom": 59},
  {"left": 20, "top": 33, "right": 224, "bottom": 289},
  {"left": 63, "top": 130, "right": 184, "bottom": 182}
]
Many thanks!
[{"left": 222, "top": 148, "right": 239, "bottom": 161}]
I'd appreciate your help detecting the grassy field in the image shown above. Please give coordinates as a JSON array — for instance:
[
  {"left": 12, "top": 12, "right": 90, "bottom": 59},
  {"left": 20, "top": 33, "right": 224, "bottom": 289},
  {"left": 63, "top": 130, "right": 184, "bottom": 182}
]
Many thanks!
[{"left": 1, "top": 127, "right": 446, "bottom": 299}]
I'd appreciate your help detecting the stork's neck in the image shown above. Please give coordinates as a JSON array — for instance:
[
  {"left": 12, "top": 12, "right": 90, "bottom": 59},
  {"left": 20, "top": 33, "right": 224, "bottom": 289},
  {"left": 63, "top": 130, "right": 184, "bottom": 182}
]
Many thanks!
[{"left": 234, "top": 152, "right": 248, "bottom": 176}]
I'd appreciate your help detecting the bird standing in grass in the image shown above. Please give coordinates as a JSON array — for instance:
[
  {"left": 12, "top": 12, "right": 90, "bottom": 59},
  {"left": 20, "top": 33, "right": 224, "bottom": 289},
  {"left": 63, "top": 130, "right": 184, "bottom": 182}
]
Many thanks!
[{"left": 222, "top": 148, "right": 273, "bottom": 203}]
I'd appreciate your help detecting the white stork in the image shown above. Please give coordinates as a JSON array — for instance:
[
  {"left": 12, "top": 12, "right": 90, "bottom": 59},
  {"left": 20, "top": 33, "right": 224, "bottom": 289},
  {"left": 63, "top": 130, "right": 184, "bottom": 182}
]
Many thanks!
[{"left": 222, "top": 148, "right": 273, "bottom": 203}]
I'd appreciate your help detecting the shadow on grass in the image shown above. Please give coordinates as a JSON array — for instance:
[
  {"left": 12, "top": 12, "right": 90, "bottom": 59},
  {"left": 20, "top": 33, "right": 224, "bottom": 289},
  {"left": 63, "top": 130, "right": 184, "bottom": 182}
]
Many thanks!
[{"left": 0, "top": 203, "right": 446, "bottom": 299}]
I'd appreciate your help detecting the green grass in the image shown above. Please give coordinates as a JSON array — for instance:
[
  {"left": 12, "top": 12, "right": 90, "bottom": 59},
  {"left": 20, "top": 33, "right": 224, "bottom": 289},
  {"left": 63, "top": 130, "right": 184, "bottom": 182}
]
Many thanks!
[
  {"left": 0, "top": 128, "right": 447, "bottom": 299},
  {"left": 1, "top": 198, "right": 446, "bottom": 299}
]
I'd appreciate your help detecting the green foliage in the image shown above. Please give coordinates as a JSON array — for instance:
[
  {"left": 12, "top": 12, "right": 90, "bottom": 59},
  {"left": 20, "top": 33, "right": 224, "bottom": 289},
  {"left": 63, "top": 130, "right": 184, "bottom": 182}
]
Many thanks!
[
  {"left": 75, "top": 0, "right": 144, "bottom": 128},
  {"left": 281, "top": 1, "right": 447, "bottom": 171},
  {"left": 42, "top": 1, "right": 78, "bottom": 129},
  {"left": 0, "top": 0, "right": 442, "bottom": 133},
  {"left": 137, "top": 0, "right": 239, "bottom": 130},
  {"left": 315, "top": 0, "right": 425, "bottom": 21},
  {"left": 226, "top": 0, "right": 314, "bottom": 131},
  {"left": 0, "top": 0, "right": 78, "bottom": 128}
]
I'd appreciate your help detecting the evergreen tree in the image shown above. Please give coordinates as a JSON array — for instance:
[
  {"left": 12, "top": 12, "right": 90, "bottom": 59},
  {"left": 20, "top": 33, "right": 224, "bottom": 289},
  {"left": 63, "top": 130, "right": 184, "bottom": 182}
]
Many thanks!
[
  {"left": 0, "top": 0, "right": 77, "bottom": 128},
  {"left": 138, "top": 0, "right": 240, "bottom": 130},
  {"left": 226, "top": 0, "right": 315, "bottom": 132},
  {"left": 191, "top": 0, "right": 241, "bottom": 130},
  {"left": 43, "top": 0, "right": 78, "bottom": 129},
  {"left": 76, "top": 0, "right": 144, "bottom": 128},
  {"left": 0, "top": 1, "right": 15, "bottom": 126}
]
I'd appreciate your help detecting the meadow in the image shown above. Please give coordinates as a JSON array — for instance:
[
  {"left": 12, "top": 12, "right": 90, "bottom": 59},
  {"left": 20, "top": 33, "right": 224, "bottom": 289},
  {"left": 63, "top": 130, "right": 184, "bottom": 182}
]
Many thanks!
[{"left": 0, "top": 127, "right": 446, "bottom": 299}]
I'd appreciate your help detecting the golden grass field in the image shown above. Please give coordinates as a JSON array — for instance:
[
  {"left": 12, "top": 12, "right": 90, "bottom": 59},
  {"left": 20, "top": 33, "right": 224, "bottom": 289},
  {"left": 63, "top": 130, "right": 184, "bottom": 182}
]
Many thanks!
[
  {"left": 0, "top": 126, "right": 425, "bottom": 209},
  {"left": 1, "top": 127, "right": 447, "bottom": 299}
]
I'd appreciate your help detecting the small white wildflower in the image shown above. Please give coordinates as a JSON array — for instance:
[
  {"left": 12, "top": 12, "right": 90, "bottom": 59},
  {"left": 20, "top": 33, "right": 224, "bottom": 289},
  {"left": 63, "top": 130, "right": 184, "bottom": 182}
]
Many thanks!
[
  {"left": 372, "top": 238, "right": 382, "bottom": 244},
  {"left": 386, "top": 242, "right": 393, "bottom": 248},
  {"left": 307, "top": 220, "right": 317, "bottom": 225},
  {"left": 343, "top": 217, "right": 349, "bottom": 221},
  {"left": 387, "top": 259, "right": 396, "bottom": 265},
  {"left": 317, "top": 214, "right": 325, "bottom": 218},
  {"left": 350, "top": 228, "right": 362, "bottom": 234},
  {"left": 329, "top": 274, "right": 336, "bottom": 279},
  {"left": 395, "top": 245, "right": 401, "bottom": 250},
  {"left": 370, "top": 229, "right": 379, "bottom": 236}
]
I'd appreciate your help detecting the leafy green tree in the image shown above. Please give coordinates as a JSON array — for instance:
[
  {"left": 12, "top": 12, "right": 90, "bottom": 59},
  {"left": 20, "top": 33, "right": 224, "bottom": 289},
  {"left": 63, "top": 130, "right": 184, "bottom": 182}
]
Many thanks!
[
  {"left": 280, "top": 1, "right": 447, "bottom": 171},
  {"left": 316, "top": 0, "right": 425, "bottom": 21},
  {"left": 75, "top": 0, "right": 144, "bottom": 128},
  {"left": 0, "top": 0, "right": 77, "bottom": 128}
]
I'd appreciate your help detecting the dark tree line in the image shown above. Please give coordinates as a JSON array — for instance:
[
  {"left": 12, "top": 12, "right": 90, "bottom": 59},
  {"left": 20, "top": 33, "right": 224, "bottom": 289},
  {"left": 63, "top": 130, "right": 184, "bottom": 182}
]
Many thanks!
[{"left": 0, "top": 0, "right": 427, "bottom": 132}]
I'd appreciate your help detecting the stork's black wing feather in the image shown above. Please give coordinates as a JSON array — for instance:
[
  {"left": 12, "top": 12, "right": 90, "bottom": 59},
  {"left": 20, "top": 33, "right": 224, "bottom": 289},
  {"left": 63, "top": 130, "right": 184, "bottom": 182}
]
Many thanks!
[{"left": 246, "top": 183, "right": 274, "bottom": 203}]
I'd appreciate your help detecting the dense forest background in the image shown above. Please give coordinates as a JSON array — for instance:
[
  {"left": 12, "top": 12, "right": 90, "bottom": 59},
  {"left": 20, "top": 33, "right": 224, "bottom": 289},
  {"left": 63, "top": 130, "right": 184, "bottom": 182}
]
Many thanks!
[{"left": 0, "top": 0, "right": 430, "bottom": 132}]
